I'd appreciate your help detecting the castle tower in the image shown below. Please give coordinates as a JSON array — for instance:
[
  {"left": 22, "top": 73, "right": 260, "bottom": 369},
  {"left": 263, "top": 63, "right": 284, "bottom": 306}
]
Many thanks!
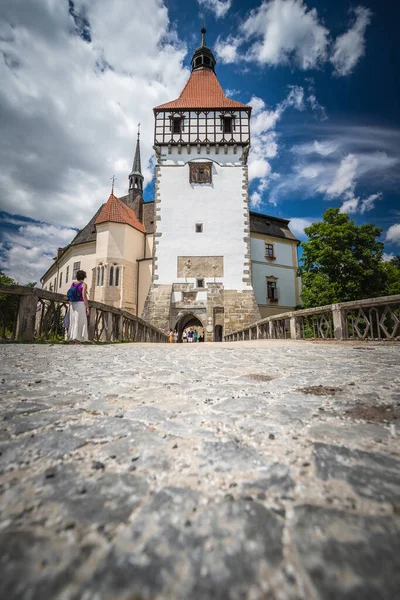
[{"left": 143, "top": 29, "right": 260, "bottom": 340}]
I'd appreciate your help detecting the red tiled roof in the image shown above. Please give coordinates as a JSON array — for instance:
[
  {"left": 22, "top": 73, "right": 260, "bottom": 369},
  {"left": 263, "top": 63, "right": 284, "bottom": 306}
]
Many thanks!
[
  {"left": 95, "top": 192, "right": 146, "bottom": 233},
  {"left": 154, "top": 69, "right": 250, "bottom": 110}
]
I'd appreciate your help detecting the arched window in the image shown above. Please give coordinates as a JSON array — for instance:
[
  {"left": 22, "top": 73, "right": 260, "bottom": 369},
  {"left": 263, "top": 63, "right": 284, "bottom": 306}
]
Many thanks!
[
  {"left": 109, "top": 266, "right": 114, "bottom": 286},
  {"left": 101, "top": 266, "right": 104, "bottom": 286},
  {"left": 96, "top": 267, "right": 100, "bottom": 286},
  {"left": 115, "top": 267, "right": 120, "bottom": 287}
]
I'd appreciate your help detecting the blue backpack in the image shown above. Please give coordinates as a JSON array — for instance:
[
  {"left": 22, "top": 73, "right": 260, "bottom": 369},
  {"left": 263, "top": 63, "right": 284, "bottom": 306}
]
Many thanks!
[{"left": 67, "top": 282, "right": 82, "bottom": 302}]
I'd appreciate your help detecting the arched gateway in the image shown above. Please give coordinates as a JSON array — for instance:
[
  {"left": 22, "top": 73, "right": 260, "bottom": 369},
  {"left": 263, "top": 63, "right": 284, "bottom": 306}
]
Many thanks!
[{"left": 174, "top": 313, "right": 205, "bottom": 342}]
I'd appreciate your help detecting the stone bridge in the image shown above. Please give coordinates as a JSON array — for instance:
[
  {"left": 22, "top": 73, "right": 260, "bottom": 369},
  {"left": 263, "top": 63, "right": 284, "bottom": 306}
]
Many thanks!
[{"left": 1, "top": 338, "right": 399, "bottom": 599}]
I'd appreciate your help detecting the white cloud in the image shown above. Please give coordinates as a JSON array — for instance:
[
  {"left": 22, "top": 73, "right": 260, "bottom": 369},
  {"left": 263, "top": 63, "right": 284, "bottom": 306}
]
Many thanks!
[
  {"left": 386, "top": 224, "right": 400, "bottom": 246},
  {"left": 248, "top": 86, "right": 305, "bottom": 205},
  {"left": 320, "top": 154, "right": 358, "bottom": 199},
  {"left": 359, "top": 192, "right": 383, "bottom": 214},
  {"left": 250, "top": 191, "right": 262, "bottom": 209},
  {"left": 197, "top": 0, "right": 232, "bottom": 19},
  {"left": 270, "top": 123, "right": 400, "bottom": 206},
  {"left": 240, "top": 0, "right": 329, "bottom": 69},
  {"left": 215, "top": 36, "right": 240, "bottom": 63},
  {"left": 382, "top": 253, "right": 395, "bottom": 262},
  {"left": 331, "top": 6, "right": 372, "bottom": 76},
  {"left": 288, "top": 217, "right": 314, "bottom": 238},
  {"left": 1, "top": 221, "right": 77, "bottom": 284},
  {"left": 0, "top": 0, "right": 189, "bottom": 229},
  {"left": 339, "top": 198, "right": 359, "bottom": 214}
]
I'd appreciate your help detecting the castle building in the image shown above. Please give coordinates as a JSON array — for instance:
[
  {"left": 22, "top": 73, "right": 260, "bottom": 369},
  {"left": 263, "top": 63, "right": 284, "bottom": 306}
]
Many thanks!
[{"left": 41, "top": 30, "right": 301, "bottom": 340}]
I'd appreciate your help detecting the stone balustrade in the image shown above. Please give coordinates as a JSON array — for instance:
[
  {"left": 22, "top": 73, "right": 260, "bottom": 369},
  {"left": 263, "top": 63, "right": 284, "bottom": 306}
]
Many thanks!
[
  {"left": 224, "top": 294, "right": 400, "bottom": 342},
  {"left": 0, "top": 284, "right": 168, "bottom": 343}
]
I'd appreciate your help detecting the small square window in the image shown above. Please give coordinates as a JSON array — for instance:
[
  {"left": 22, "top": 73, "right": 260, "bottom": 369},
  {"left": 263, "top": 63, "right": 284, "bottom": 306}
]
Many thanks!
[
  {"left": 197, "top": 278, "right": 204, "bottom": 288},
  {"left": 195, "top": 223, "right": 203, "bottom": 233}
]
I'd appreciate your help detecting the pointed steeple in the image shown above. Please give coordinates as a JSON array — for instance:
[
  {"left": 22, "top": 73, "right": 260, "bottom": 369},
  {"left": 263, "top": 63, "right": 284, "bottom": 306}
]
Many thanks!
[
  {"left": 129, "top": 125, "right": 143, "bottom": 188},
  {"left": 191, "top": 27, "right": 216, "bottom": 72},
  {"left": 128, "top": 125, "right": 144, "bottom": 220}
]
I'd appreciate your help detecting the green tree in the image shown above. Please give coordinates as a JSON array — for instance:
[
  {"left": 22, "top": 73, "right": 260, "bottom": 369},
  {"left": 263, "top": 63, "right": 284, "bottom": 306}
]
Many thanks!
[
  {"left": 382, "top": 257, "right": 400, "bottom": 296},
  {"left": 0, "top": 269, "right": 18, "bottom": 337},
  {"left": 298, "top": 208, "right": 387, "bottom": 308}
]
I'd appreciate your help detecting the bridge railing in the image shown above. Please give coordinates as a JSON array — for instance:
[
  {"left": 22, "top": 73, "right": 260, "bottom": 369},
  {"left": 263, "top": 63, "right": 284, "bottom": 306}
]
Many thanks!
[
  {"left": 0, "top": 284, "right": 168, "bottom": 343},
  {"left": 224, "top": 295, "right": 400, "bottom": 342}
]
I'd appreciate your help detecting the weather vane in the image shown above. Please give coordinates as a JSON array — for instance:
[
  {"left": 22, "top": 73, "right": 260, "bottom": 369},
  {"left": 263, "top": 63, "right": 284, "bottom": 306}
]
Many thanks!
[
  {"left": 110, "top": 174, "right": 117, "bottom": 193},
  {"left": 138, "top": 123, "right": 141, "bottom": 138}
]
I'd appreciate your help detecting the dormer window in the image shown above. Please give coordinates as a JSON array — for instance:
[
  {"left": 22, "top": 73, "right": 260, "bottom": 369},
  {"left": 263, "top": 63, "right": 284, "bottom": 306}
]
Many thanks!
[{"left": 172, "top": 117, "right": 182, "bottom": 134}]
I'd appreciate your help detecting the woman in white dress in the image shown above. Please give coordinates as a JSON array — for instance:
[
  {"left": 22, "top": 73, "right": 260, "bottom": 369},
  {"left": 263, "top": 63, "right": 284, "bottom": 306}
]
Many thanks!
[{"left": 68, "top": 270, "right": 89, "bottom": 342}]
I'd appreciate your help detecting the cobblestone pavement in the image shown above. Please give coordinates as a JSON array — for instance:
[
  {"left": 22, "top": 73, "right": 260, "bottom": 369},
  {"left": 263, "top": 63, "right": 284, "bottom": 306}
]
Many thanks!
[{"left": 0, "top": 340, "right": 400, "bottom": 600}]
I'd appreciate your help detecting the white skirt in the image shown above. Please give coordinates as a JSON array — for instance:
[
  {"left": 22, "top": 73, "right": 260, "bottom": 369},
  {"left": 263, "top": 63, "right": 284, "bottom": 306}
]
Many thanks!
[{"left": 68, "top": 302, "right": 88, "bottom": 341}]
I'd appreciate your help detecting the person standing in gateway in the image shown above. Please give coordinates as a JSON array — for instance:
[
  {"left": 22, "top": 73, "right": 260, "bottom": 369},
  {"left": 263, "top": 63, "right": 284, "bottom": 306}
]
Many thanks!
[{"left": 67, "top": 270, "right": 89, "bottom": 342}]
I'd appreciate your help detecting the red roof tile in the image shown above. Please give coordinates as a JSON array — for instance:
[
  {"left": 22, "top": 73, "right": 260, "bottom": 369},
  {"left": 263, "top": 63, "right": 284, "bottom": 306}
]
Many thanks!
[
  {"left": 154, "top": 69, "right": 250, "bottom": 110},
  {"left": 95, "top": 192, "right": 146, "bottom": 233}
]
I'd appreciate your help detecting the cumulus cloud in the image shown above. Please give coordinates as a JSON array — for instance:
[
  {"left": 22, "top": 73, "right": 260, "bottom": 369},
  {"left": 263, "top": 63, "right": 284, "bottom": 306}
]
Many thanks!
[
  {"left": 242, "top": 0, "right": 329, "bottom": 69},
  {"left": 197, "top": 0, "right": 232, "bottom": 19},
  {"left": 215, "top": 35, "right": 240, "bottom": 63},
  {"left": 216, "top": 0, "right": 329, "bottom": 69},
  {"left": 0, "top": 0, "right": 189, "bottom": 229},
  {"left": 0, "top": 220, "right": 77, "bottom": 284},
  {"left": 320, "top": 154, "right": 358, "bottom": 199},
  {"left": 386, "top": 224, "right": 400, "bottom": 246},
  {"left": 248, "top": 86, "right": 305, "bottom": 208},
  {"left": 215, "top": 1, "right": 372, "bottom": 77},
  {"left": 331, "top": 6, "right": 372, "bottom": 76},
  {"left": 288, "top": 217, "right": 314, "bottom": 238}
]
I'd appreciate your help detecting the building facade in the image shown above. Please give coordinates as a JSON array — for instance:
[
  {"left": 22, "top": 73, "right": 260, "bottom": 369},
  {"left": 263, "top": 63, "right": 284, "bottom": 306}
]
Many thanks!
[{"left": 41, "top": 30, "right": 301, "bottom": 340}]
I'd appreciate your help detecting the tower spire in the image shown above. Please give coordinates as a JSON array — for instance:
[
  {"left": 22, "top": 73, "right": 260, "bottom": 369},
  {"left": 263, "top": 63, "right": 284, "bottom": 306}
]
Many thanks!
[
  {"left": 128, "top": 124, "right": 144, "bottom": 217},
  {"left": 191, "top": 27, "right": 216, "bottom": 72}
]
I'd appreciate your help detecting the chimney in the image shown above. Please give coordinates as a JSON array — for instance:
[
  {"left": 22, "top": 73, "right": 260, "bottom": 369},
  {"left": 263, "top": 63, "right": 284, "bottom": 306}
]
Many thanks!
[{"left": 57, "top": 248, "right": 63, "bottom": 259}]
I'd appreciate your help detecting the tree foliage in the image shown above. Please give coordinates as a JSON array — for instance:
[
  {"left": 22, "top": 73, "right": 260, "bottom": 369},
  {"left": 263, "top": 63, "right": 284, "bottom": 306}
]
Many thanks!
[
  {"left": 0, "top": 269, "right": 18, "bottom": 336},
  {"left": 298, "top": 208, "right": 388, "bottom": 308}
]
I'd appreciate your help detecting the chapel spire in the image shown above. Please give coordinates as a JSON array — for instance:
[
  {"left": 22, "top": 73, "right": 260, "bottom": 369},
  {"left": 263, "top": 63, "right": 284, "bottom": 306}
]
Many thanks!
[
  {"left": 128, "top": 125, "right": 144, "bottom": 219},
  {"left": 191, "top": 27, "right": 216, "bottom": 72}
]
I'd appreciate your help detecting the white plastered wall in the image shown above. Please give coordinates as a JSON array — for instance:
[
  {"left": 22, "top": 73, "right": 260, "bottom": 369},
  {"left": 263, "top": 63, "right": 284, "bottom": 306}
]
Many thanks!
[
  {"left": 42, "top": 243, "right": 96, "bottom": 294},
  {"left": 156, "top": 149, "right": 250, "bottom": 290}
]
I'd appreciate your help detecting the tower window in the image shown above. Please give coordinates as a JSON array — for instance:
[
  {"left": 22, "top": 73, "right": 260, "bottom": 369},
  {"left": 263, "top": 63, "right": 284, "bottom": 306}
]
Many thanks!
[
  {"left": 115, "top": 267, "right": 120, "bottom": 286},
  {"left": 172, "top": 117, "right": 182, "bottom": 134},
  {"left": 195, "top": 57, "right": 202, "bottom": 67},
  {"left": 96, "top": 267, "right": 100, "bottom": 286},
  {"left": 109, "top": 266, "right": 114, "bottom": 286},
  {"left": 101, "top": 266, "right": 104, "bottom": 286},
  {"left": 197, "top": 278, "right": 205, "bottom": 288},
  {"left": 195, "top": 223, "right": 203, "bottom": 233},
  {"left": 223, "top": 117, "right": 232, "bottom": 134}
]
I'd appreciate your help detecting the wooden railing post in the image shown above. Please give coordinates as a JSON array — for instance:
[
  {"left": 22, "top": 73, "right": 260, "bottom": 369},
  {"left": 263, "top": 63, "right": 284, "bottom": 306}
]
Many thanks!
[
  {"left": 88, "top": 306, "right": 96, "bottom": 340},
  {"left": 104, "top": 311, "right": 113, "bottom": 342},
  {"left": 290, "top": 315, "right": 300, "bottom": 340},
  {"left": 16, "top": 293, "right": 37, "bottom": 341},
  {"left": 332, "top": 305, "right": 344, "bottom": 340}
]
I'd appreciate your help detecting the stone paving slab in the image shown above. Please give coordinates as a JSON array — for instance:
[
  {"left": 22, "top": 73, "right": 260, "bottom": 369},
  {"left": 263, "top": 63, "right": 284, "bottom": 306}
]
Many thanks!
[{"left": 0, "top": 340, "right": 399, "bottom": 600}]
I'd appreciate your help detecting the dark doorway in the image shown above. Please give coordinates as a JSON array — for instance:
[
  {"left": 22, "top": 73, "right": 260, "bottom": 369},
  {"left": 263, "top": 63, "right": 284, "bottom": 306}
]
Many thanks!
[
  {"left": 214, "top": 325, "right": 223, "bottom": 342},
  {"left": 175, "top": 314, "right": 204, "bottom": 343}
]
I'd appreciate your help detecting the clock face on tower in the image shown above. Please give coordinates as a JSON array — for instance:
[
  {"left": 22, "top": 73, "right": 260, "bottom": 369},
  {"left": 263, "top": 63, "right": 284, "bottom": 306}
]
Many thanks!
[{"left": 189, "top": 162, "right": 212, "bottom": 184}]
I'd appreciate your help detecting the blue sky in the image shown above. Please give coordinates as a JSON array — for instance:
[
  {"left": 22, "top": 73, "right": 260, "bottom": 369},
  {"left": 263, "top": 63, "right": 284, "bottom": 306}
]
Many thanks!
[{"left": 0, "top": 0, "right": 399, "bottom": 283}]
